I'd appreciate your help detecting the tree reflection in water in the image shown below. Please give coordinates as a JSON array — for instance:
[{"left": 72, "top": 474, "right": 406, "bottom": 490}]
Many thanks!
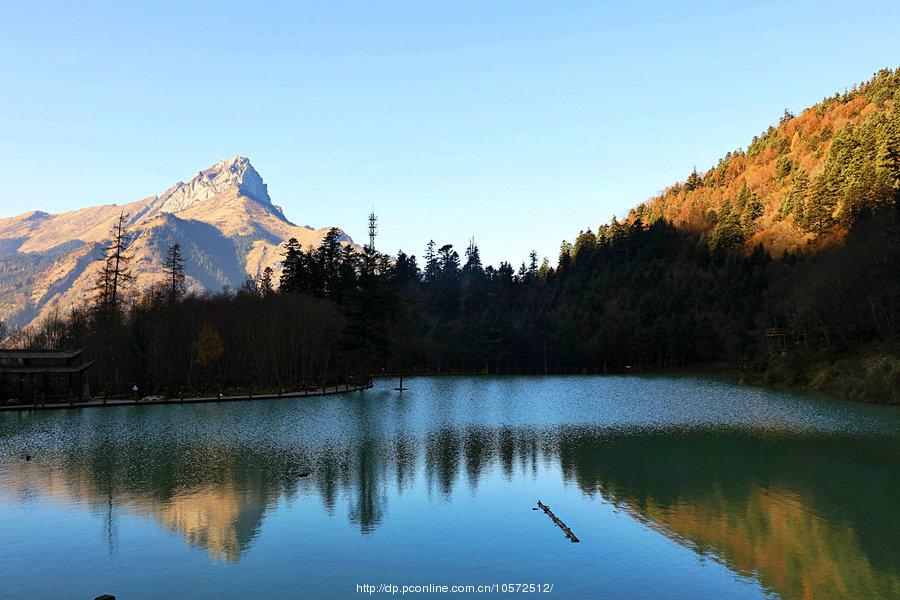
[{"left": 0, "top": 384, "right": 898, "bottom": 600}]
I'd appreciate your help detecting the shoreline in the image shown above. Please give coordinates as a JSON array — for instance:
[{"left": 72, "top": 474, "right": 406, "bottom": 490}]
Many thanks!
[
  {"left": 0, "top": 381, "right": 373, "bottom": 412},
  {"left": 374, "top": 359, "right": 897, "bottom": 406}
]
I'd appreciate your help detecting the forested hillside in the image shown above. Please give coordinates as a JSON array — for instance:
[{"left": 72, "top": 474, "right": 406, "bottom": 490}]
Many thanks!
[
  {"left": 5, "top": 70, "right": 898, "bottom": 403},
  {"left": 625, "top": 68, "right": 900, "bottom": 256}
]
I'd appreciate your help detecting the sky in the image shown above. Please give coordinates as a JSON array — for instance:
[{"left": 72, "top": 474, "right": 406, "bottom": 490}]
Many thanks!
[{"left": 1, "top": 1, "right": 898, "bottom": 266}]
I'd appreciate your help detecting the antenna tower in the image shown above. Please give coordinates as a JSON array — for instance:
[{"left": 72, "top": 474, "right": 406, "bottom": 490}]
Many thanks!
[{"left": 368, "top": 209, "right": 377, "bottom": 250}]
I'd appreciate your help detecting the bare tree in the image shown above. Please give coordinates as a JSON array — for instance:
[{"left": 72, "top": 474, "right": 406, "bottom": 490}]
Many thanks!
[
  {"left": 91, "top": 212, "right": 135, "bottom": 392},
  {"left": 93, "top": 212, "right": 134, "bottom": 316}
]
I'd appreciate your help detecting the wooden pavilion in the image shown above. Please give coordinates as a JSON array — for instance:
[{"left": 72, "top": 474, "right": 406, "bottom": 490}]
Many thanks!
[{"left": 0, "top": 349, "right": 93, "bottom": 404}]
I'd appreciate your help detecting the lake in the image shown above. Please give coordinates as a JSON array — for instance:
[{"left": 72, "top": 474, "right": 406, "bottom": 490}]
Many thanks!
[{"left": 0, "top": 376, "right": 898, "bottom": 599}]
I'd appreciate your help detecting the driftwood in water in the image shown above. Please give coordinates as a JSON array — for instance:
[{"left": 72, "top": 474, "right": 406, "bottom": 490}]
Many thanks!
[{"left": 536, "top": 500, "right": 580, "bottom": 543}]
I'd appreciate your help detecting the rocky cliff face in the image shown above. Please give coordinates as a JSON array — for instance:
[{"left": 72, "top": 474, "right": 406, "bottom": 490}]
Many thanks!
[
  {"left": 0, "top": 157, "right": 354, "bottom": 330},
  {"left": 152, "top": 156, "right": 274, "bottom": 214}
]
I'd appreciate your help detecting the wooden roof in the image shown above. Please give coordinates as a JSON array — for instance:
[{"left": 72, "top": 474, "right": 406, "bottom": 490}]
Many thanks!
[
  {"left": 0, "top": 348, "right": 85, "bottom": 360},
  {"left": 1, "top": 360, "right": 94, "bottom": 374}
]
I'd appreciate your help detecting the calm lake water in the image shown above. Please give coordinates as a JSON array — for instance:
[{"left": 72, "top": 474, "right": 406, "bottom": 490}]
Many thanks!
[{"left": 0, "top": 376, "right": 898, "bottom": 599}]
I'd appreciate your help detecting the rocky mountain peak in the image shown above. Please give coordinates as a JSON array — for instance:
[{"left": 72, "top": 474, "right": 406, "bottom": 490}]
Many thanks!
[
  {"left": 0, "top": 155, "right": 353, "bottom": 331},
  {"left": 155, "top": 156, "right": 271, "bottom": 213}
]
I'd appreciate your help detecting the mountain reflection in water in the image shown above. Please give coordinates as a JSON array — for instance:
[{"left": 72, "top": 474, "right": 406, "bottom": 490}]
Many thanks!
[{"left": 0, "top": 377, "right": 897, "bottom": 600}]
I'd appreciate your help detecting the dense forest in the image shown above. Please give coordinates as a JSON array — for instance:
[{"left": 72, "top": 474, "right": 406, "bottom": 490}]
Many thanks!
[{"left": 4, "top": 70, "right": 899, "bottom": 402}]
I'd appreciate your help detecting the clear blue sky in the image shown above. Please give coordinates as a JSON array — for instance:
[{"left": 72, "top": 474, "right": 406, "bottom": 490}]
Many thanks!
[{"left": 1, "top": 1, "right": 897, "bottom": 266}]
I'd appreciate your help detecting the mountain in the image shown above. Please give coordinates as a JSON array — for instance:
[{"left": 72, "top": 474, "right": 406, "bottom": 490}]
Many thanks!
[
  {"left": 0, "top": 156, "right": 354, "bottom": 330},
  {"left": 617, "top": 68, "right": 899, "bottom": 256}
]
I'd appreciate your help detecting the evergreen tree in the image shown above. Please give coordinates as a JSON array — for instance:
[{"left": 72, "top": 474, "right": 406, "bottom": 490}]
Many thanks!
[
  {"left": 741, "top": 191, "right": 763, "bottom": 236},
  {"left": 279, "top": 238, "right": 302, "bottom": 292},
  {"left": 538, "top": 257, "right": 551, "bottom": 278},
  {"left": 424, "top": 240, "right": 439, "bottom": 283},
  {"left": 805, "top": 173, "right": 839, "bottom": 234},
  {"left": 782, "top": 168, "right": 809, "bottom": 222},
  {"left": 315, "top": 228, "right": 344, "bottom": 297},
  {"left": 735, "top": 183, "right": 752, "bottom": 212},
  {"left": 163, "top": 243, "right": 186, "bottom": 305},
  {"left": 259, "top": 267, "right": 274, "bottom": 296},
  {"left": 710, "top": 202, "right": 744, "bottom": 252},
  {"left": 438, "top": 244, "right": 460, "bottom": 277},
  {"left": 392, "top": 251, "right": 421, "bottom": 289},
  {"left": 684, "top": 167, "right": 703, "bottom": 192},
  {"left": 463, "top": 238, "right": 482, "bottom": 274},
  {"left": 775, "top": 155, "right": 793, "bottom": 179},
  {"left": 527, "top": 250, "right": 539, "bottom": 279},
  {"left": 572, "top": 229, "right": 597, "bottom": 263},
  {"left": 878, "top": 105, "right": 900, "bottom": 203},
  {"left": 337, "top": 244, "right": 360, "bottom": 301}
]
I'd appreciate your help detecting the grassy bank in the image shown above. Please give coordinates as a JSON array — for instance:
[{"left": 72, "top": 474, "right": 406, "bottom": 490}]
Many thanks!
[{"left": 750, "top": 342, "right": 900, "bottom": 404}]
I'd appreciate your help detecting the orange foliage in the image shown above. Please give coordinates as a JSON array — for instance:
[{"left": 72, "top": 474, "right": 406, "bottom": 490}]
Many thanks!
[{"left": 617, "top": 69, "right": 899, "bottom": 255}]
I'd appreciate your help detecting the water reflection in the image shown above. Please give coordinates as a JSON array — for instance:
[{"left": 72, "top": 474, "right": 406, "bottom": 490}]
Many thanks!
[
  {"left": 0, "top": 378, "right": 898, "bottom": 600},
  {"left": 557, "top": 430, "right": 900, "bottom": 599}
]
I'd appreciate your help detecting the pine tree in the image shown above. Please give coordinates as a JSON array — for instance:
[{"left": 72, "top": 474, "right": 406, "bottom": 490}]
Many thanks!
[
  {"left": 424, "top": 240, "right": 440, "bottom": 283},
  {"left": 805, "top": 173, "right": 839, "bottom": 235},
  {"left": 781, "top": 168, "right": 809, "bottom": 222},
  {"left": 558, "top": 241, "right": 573, "bottom": 273},
  {"left": 741, "top": 191, "right": 763, "bottom": 236},
  {"left": 572, "top": 229, "right": 597, "bottom": 262},
  {"left": 528, "top": 250, "right": 539, "bottom": 278},
  {"left": 710, "top": 202, "right": 744, "bottom": 252},
  {"left": 316, "top": 228, "right": 344, "bottom": 297},
  {"left": 259, "top": 266, "right": 274, "bottom": 296},
  {"left": 775, "top": 155, "right": 793, "bottom": 179},
  {"left": 438, "top": 244, "right": 460, "bottom": 275},
  {"left": 685, "top": 167, "right": 703, "bottom": 192},
  {"left": 279, "top": 238, "right": 302, "bottom": 292},
  {"left": 463, "top": 238, "right": 482, "bottom": 273},
  {"left": 163, "top": 243, "right": 186, "bottom": 305},
  {"left": 538, "top": 257, "right": 551, "bottom": 278},
  {"left": 735, "top": 183, "right": 752, "bottom": 212},
  {"left": 434, "top": 244, "right": 461, "bottom": 322},
  {"left": 392, "top": 251, "right": 421, "bottom": 288},
  {"left": 878, "top": 105, "right": 900, "bottom": 204},
  {"left": 338, "top": 244, "right": 361, "bottom": 300}
]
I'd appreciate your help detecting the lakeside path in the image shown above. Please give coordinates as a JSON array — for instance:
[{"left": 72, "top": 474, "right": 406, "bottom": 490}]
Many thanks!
[{"left": 0, "top": 381, "right": 373, "bottom": 412}]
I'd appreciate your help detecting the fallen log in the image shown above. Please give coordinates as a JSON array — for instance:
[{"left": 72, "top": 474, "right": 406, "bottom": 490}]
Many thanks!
[{"left": 536, "top": 500, "right": 580, "bottom": 543}]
